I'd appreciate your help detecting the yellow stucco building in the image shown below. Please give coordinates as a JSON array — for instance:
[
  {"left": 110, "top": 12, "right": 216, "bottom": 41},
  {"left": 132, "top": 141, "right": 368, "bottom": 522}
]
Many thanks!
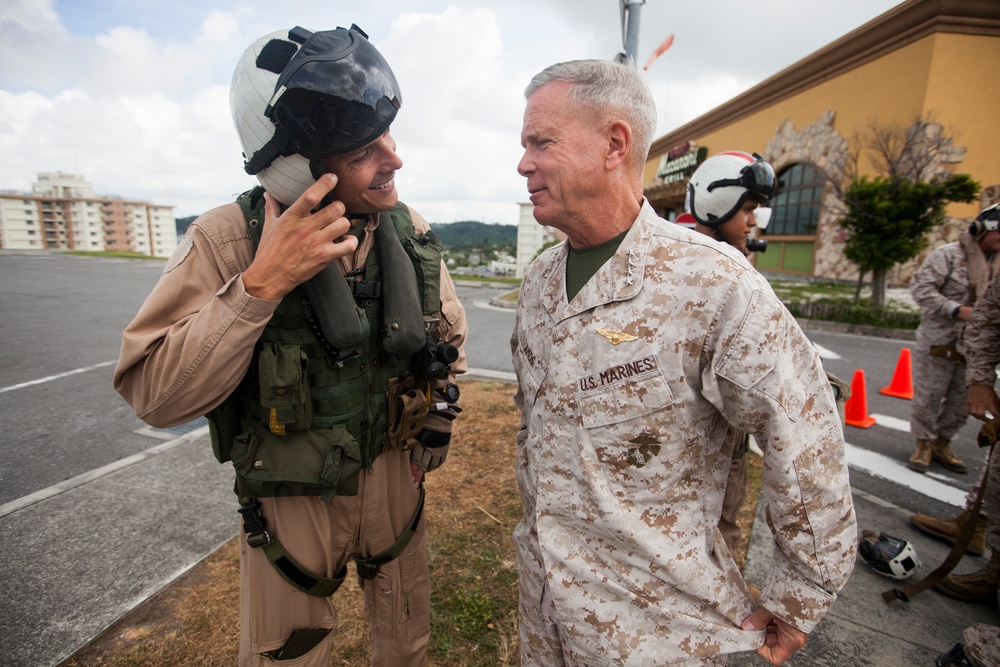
[{"left": 642, "top": 0, "right": 1000, "bottom": 284}]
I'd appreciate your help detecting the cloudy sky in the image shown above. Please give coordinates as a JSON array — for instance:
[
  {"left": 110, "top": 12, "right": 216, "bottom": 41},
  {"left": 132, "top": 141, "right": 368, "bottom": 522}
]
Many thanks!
[{"left": 1, "top": 0, "right": 905, "bottom": 225}]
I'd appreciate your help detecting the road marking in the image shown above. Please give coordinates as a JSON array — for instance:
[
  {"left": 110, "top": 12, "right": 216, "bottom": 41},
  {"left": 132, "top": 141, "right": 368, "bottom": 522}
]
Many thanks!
[
  {"left": 0, "top": 425, "right": 210, "bottom": 518},
  {"left": 844, "top": 442, "right": 966, "bottom": 507},
  {"left": 0, "top": 360, "right": 117, "bottom": 394},
  {"left": 867, "top": 413, "right": 911, "bottom": 432},
  {"left": 812, "top": 342, "right": 841, "bottom": 360},
  {"left": 473, "top": 300, "right": 516, "bottom": 313}
]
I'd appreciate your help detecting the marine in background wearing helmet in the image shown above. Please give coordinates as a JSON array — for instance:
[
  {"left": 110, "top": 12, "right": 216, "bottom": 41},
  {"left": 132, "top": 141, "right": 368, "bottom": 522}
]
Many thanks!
[
  {"left": 905, "top": 202, "right": 1000, "bottom": 477},
  {"left": 686, "top": 151, "right": 774, "bottom": 560},
  {"left": 688, "top": 150, "right": 773, "bottom": 259},
  {"left": 114, "top": 26, "right": 467, "bottom": 667}
]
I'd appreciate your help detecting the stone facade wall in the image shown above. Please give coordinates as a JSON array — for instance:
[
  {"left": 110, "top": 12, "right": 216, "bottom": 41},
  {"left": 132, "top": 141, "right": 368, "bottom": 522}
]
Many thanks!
[{"left": 763, "top": 112, "right": 993, "bottom": 287}]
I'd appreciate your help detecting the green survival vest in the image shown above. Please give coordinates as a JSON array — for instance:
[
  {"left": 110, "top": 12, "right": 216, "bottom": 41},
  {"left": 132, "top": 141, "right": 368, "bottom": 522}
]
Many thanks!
[{"left": 207, "top": 187, "right": 445, "bottom": 502}]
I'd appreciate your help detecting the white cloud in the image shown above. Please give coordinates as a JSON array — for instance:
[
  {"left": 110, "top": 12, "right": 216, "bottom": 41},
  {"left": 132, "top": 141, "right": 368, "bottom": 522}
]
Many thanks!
[{"left": 0, "top": 0, "right": 907, "bottom": 224}]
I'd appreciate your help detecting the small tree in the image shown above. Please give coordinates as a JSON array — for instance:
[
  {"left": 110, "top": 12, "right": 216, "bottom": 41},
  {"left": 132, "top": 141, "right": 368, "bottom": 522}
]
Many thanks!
[
  {"left": 833, "top": 115, "right": 979, "bottom": 306},
  {"left": 840, "top": 174, "right": 979, "bottom": 306}
]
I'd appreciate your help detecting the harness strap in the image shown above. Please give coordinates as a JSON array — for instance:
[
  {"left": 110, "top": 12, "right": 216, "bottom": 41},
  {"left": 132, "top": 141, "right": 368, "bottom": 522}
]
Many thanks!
[
  {"left": 882, "top": 442, "right": 994, "bottom": 603},
  {"left": 238, "top": 487, "right": 425, "bottom": 596},
  {"left": 355, "top": 485, "right": 425, "bottom": 580}
]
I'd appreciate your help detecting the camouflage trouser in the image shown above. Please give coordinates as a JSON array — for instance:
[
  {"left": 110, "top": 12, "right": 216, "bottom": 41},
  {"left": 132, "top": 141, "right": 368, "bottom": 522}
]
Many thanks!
[
  {"left": 983, "top": 443, "right": 1000, "bottom": 555},
  {"left": 961, "top": 623, "right": 1000, "bottom": 667},
  {"left": 910, "top": 347, "right": 968, "bottom": 441},
  {"left": 942, "top": 446, "right": 1000, "bottom": 665}
]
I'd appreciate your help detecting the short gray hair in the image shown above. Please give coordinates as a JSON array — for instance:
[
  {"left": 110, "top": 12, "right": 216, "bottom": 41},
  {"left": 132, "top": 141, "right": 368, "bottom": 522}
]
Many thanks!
[{"left": 525, "top": 59, "right": 657, "bottom": 173}]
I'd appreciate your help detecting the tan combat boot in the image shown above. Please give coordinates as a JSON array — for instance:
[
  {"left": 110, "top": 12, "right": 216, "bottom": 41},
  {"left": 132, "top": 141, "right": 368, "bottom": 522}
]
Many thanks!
[
  {"left": 908, "top": 439, "right": 933, "bottom": 473},
  {"left": 910, "top": 509, "right": 988, "bottom": 556},
  {"left": 931, "top": 436, "right": 969, "bottom": 473},
  {"left": 933, "top": 551, "right": 1000, "bottom": 604}
]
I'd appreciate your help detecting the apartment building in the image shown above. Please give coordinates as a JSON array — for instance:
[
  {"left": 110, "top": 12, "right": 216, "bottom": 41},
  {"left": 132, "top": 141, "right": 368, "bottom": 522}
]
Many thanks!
[
  {"left": 0, "top": 172, "right": 176, "bottom": 257},
  {"left": 516, "top": 202, "right": 565, "bottom": 278}
]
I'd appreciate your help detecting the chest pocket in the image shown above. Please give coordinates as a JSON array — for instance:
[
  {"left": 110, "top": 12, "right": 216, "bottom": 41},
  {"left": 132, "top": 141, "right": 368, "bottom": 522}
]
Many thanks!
[{"left": 577, "top": 367, "right": 677, "bottom": 502}]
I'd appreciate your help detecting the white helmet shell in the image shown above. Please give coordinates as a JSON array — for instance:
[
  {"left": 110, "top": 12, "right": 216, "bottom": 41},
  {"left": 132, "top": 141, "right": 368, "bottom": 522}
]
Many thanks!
[
  {"left": 229, "top": 26, "right": 402, "bottom": 207},
  {"left": 687, "top": 151, "right": 775, "bottom": 229},
  {"left": 859, "top": 530, "right": 920, "bottom": 580},
  {"left": 230, "top": 30, "right": 314, "bottom": 207}
]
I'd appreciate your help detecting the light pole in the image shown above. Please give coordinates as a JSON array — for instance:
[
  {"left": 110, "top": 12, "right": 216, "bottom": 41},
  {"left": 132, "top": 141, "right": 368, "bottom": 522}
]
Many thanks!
[{"left": 619, "top": 0, "right": 645, "bottom": 67}]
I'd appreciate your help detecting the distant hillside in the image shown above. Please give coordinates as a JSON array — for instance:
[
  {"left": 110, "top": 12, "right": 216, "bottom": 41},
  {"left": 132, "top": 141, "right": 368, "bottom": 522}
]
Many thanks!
[
  {"left": 429, "top": 220, "right": 516, "bottom": 252},
  {"left": 174, "top": 216, "right": 517, "bottom": 252},
  {"left": 176, "top": 215, "right": 197, "bottom": 237}
]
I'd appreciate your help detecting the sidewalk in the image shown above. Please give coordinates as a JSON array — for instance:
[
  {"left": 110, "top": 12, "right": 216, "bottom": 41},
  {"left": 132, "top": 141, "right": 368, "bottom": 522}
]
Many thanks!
[
  {"left": 6, "top": 427, "right": 998, "bottom": 666},
  {"left": 733, "top": 485, "right": 1000, "bottom": 665}
]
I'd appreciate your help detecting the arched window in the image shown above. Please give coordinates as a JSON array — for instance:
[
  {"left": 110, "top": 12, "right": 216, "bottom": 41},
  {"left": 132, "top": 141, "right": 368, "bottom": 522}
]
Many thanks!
[{"left": 764, "top": 163, "right": 824, "bottom": 236}]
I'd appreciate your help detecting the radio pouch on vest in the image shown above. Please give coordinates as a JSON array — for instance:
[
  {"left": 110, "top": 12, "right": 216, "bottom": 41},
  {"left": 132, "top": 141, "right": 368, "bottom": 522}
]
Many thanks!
[{"left": 258, "top": 342, "right": 312, "bottom": 434}]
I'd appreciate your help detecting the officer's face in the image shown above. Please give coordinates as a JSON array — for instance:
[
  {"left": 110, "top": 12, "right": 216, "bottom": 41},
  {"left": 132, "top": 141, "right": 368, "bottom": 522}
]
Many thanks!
[
  {"left": 518, "top": 81, "right": 608, "bottom": 237},
  {"left": 979, "top": 229, "right": 1000, "bottom": 255},
  {"left": 323, "top": 131, "right": 404, "bottom": 215},
  {"left": 717, "top": 197, "right": 760, "bottom": 256}
]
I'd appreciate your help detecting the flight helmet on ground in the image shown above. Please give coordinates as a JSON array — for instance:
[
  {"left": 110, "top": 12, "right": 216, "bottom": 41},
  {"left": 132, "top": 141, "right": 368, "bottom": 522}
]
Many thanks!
[{"left": 859, "top": 530, "right": 920, "bottom": 580}]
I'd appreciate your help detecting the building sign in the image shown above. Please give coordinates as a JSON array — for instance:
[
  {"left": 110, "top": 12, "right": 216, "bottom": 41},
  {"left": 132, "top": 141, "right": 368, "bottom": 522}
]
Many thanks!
[{"left": 656, "top": 142, "right": 707, "bottom": 183}]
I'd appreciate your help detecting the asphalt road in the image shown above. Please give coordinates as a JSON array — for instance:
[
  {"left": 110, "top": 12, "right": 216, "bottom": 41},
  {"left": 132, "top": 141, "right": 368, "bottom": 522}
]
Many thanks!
[{"left": 0, "top": 251, "right": 991, "bottom": 666}]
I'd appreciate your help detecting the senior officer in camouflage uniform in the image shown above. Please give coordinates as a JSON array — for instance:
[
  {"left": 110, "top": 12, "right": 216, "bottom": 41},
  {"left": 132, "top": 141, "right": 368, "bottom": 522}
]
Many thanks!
[
  {"left": 906, "top": 203, "right": 1000, "bottom": 474},
  {"left": 934, "top": 266, "right": 1000, "bottom": 665},
  {"left": 511, "top": 59, "right": 856, "bottom": 667},
  {"left": 115, "top": 26, "right": 466, "bottom": 666}
]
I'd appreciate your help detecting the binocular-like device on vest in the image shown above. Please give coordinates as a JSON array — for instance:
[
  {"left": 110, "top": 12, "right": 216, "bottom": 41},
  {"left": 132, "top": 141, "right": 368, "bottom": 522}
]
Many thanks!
[
  {"left": 746, "top": 237, "right": 768, "bottom": 253},
  {"left": 414, "top": 339, "right": 459, "bottom": 381}
]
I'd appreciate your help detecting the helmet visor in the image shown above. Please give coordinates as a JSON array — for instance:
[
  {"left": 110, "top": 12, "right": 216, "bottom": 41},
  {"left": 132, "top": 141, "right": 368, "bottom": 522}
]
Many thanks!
[
  {"left": 707, "top": 157, "right": 775, "bottom": 205},
  {"left": 268, "top": 28, "right": 402, "bottom": 159}
]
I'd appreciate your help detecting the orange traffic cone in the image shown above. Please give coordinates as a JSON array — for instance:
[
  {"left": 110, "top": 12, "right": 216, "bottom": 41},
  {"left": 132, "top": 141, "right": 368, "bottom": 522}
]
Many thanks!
[
  {"left": 879, "top": 348, "right": 914, "bottom": 400},
  {"left": 845, "top": 369, "right": 876, "bottom": 428}
]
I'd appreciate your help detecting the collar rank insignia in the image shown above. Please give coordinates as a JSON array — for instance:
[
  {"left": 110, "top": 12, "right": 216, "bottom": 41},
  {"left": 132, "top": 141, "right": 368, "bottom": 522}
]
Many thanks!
[{"left": 596, "top": 328, "right": 638, "bottom": 345}]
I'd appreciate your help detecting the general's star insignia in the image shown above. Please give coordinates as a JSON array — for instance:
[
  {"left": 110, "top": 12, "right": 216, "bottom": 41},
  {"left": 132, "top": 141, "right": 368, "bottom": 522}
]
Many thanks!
[{"left": 596, "top": 328, "right": 638, "bottom": 345}]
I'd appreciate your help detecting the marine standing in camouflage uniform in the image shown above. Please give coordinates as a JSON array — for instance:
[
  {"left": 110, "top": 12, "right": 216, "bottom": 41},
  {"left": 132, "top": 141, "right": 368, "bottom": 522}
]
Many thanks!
[
  {"left": 907, "top": 209, "right": 1000, "bottom": 473},
  {"left": 511, "top": 59, "right": 857, "bottom": 667},
  {"left": 934, "top": 262, "right": 1000, "bottom": 666}
]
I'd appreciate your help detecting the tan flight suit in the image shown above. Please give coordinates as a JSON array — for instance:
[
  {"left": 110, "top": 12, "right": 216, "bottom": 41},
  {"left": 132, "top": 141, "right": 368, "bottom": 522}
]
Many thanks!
[
  {"left": 115, "top": 201, "right": 467, "bottom": 666},
  {"left": 511, "top": 202, "right": 857, "bottom": 666}
]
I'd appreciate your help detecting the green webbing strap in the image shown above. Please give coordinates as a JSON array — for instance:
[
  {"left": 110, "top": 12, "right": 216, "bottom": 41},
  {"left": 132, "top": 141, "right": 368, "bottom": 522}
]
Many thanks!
[
  {"left": 239, "top": 487, "right": 425, "bottom": 596},
  {"left": 264, "top": 535, "right": 348, "bottom": 598},
  {"left": 355, "top": 486, "right": 425, "bottom": 580}
]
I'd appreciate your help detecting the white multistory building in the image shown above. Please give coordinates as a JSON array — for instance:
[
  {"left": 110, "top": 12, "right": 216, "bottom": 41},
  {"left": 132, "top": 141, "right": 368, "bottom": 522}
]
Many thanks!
[
  {"left": 515, "top": 202, "right": 564, "bottom": 278},
  {"left": 0, "top": 172, "right": 176, "bottom": 257}
]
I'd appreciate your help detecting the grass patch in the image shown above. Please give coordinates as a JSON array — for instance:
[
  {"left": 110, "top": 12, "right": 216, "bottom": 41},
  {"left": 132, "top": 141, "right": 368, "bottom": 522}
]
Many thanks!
[
  {"left": 769, "top": 278, "right": 921, "bottom": 329},
  {"left": 61, "top": 381, "right": 761, "bottom": 667}
]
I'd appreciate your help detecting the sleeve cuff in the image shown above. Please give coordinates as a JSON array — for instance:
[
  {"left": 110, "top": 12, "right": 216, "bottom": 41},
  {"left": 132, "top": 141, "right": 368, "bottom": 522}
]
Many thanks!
[{"left": 757, "top": 563, "right": 838, "bottom": 634}]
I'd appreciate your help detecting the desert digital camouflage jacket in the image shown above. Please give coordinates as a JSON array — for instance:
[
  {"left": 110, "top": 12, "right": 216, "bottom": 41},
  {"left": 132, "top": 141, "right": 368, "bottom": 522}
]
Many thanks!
[
  {"left": 964, "top": 271, "right": 1000, "bottom": 388},
  {"left": 910, "top": 239, "right": 1000, "bottom": 350},
  {"left": 511, "top": 201, "right": 857, "bottom": 665}
]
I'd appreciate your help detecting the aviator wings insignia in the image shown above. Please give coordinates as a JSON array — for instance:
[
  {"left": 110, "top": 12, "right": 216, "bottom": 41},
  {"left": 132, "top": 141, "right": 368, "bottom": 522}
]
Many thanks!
[{"left": 596, "top": 328, "right": 638, "bottom": 345}]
